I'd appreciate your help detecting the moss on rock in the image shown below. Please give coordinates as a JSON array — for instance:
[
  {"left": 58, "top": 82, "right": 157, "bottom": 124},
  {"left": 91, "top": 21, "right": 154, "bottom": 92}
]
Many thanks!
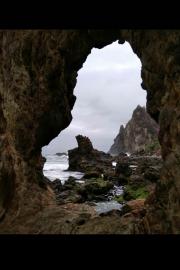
[
  {"left": 123, "top": 185, "right": 149, "bottom": 201},
  {"left": 114, "top": 195, "right": 125, "bottom": 204}
]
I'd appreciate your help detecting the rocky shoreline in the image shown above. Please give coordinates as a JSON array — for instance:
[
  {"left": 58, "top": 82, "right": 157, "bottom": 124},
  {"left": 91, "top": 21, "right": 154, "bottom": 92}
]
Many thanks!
[{"left": 43, "top": 135, "right": 162, "bottom": 233}]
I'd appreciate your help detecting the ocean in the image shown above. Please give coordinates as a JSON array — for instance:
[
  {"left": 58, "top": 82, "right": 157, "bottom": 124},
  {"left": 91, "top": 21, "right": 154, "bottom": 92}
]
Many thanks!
[{"left": 43, "top": 154, "right": 84, "bottom": 184}]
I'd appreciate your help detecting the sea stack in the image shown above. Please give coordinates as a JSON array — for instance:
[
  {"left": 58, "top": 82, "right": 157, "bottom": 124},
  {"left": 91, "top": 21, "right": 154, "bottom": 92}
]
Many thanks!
[
  {"left": 108, "top": 105, "right": 160, "bottom": 156},
  {"left": 68, "top": 135, "right": 112, "bottom": 172}
]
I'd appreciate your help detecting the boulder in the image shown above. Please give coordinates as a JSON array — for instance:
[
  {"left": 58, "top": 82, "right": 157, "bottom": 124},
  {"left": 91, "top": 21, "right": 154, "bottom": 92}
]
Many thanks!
[
  {"left": 143, "top": 167, "right": 160, "bottom": 182},
  {"left": 115, "top": 161, "right": 132, "bottom": 177},
  {"left": 121, "top": 199, "right": 146, "bottom": 217},
  {"left": 63, "top": 176, "right": 77, "bottom": 189},
  {"left": 68, "top": 135, "right": 113, "bottom": 173},
  {"left": 51, "top": 179, "right": 63, "bottom": 193},
  {"left": 115, "top": 161, "right": 132, "bottom": 184},
  {"left": 78, "top": 179, "right": 113, "bottom": 201}
]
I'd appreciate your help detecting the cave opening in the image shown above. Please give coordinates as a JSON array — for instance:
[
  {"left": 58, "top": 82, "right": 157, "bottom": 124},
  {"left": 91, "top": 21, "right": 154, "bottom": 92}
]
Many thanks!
[
  {"left": 40, "top": 40, "right": 161, "bottom": 216},
  {"left": 1, "top": 31, "right": 180, "bottom": 234},
  {"left": 42, "top": 41, "right": 148, "bottom": 182}
]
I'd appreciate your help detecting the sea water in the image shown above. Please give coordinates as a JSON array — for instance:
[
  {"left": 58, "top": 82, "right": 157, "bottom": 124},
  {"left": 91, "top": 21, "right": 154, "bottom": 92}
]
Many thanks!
[{"left": 43, "top": 154, "right": 84, "bottom": 184}]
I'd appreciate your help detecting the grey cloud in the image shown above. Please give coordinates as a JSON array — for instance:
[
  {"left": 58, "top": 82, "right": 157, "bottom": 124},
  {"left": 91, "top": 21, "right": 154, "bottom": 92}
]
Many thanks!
[{"left": 42, "top": 41, "right": 146, "bottom": 156}]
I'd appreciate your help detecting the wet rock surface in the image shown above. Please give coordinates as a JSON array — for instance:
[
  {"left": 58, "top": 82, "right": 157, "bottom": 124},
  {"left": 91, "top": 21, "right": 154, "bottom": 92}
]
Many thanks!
[
  {"left": 56, "top": 136, "right": 155, "bottom": 209},
  {"left": 0, "top": 30, "right": 179, "bottom": 233},
  {"left": 45, "top": 148, "right": 163, "bottom": 235},
  {"left": 68, "top": 135, "right": 113, "bottom": 173},
  {"left": 50, "top": 176, "right": 114, "bottom": 205}
]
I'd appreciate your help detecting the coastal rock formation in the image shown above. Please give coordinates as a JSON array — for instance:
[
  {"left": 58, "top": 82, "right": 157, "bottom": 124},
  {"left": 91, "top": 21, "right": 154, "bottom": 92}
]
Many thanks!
[
  {"left": 109, "top": 105, "right": 160, "bottom": 155},
  {"left": 0, "top": 30, "right": 180, "bottom": 233},
  {"left": 68, "top": 135, "right": 112, "bottom": 172},
  {"left": 109, "top": 126, "right": 126, "bottom": 156}
]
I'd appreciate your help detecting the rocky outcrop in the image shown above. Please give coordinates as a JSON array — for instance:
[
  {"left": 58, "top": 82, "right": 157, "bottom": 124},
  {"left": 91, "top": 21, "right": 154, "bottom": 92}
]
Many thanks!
[
  {"left": 68, "top": 135, "right": 113, "bottom": 172},
  {"left": 113, "top": 154, "right": 162, "bottom": 203},
  {"left": 0, "top": 30, "right": 180, "bottom": 233},
  {"left": 109, "top": 125, "right": 126, "bottom": 156},
  {"left": 109, "top": 105, "right": 160, "bottom": 155}
]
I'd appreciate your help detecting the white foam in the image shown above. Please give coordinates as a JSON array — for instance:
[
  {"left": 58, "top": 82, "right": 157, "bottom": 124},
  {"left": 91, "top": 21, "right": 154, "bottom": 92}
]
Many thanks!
[
  {"left": 95, "top": 201, "right": 122, "bottom": 214},
  {"left": 43, "top": 154, "right": 84, "bottom": 184},
  {"left": 130, "top": 165, "right": 137, "bottom": 168},
  {"left": 112, "top": 161, "right": 117, "bottom": 167}
]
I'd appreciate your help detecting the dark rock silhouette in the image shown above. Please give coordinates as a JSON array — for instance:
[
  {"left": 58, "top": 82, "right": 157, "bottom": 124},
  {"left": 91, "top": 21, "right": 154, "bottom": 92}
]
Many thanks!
[
  {"left": 109, "top": 105, "right": 160, "bottom": 156},
  {"left": 55, "top": 152, "right": 67, "bottom": 156},
  {"left": 68, "top": 135, "right": 112, "bottom": 172}
]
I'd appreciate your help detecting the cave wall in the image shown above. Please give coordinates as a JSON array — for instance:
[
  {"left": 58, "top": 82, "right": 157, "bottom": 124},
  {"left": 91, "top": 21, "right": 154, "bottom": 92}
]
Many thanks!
[{"left": 0, "top": 30, "right": 180, "bottom": 233}]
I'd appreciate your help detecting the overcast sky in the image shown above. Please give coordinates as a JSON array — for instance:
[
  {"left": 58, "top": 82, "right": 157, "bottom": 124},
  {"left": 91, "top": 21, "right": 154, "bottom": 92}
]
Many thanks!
[{"left": 42, "top": 41, "right": 146, "bottom": 156}]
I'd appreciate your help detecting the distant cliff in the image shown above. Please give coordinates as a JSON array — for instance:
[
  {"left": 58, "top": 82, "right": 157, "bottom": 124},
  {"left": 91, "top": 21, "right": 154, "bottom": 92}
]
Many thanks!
[{"left": 109, "top": 105, "right": 160, "bottom": 156}]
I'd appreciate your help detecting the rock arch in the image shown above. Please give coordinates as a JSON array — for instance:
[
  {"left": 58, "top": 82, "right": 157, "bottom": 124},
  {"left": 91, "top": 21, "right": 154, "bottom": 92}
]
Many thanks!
[{"left": 0, "top": 30, "right": 179, "bottom": 233}]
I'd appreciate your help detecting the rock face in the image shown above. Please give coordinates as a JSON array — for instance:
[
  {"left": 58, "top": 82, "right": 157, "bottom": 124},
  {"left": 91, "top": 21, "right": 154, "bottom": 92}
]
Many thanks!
[
  {"left": 109, "top": 105, "right": 160, "bottom": 155},
  {"left": 68, "top": 135, "right": 112, "bottom": 172},
  {"left": 109, "top": 125, "right": 126, "bottom": 155},
  {"left": 0, "top": 30, "right": 180, "bottom": 233}
]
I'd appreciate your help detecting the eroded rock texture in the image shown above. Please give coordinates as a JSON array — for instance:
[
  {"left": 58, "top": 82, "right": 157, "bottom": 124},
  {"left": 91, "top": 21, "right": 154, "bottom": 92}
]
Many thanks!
[
  {"left": 0, "top": 30, "right": 180, "bottom": 233},
  {"left": 109, "top": 125, "right": 126, "bottom": 155},
  {"left": 109, "top": 105, "right": 159, "bottom": 155},
  {"left": 68, "top": 135, "right": 112, "bottom": 172}
]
